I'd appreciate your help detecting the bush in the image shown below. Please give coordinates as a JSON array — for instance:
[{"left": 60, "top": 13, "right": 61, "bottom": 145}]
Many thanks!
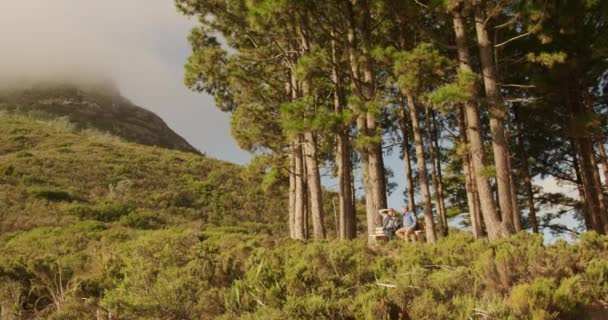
[
  {"left": 118, "top": 210, "right": 165, "bottom": 229},
  {"left": 31, "top": 188, "right": 73, "bottom": 202},
  {"left": 509, "top": 278, "right": 558, "bottom": 319},
  {"left": 68, "top": 202, "right": 133, "bottom": 222}
]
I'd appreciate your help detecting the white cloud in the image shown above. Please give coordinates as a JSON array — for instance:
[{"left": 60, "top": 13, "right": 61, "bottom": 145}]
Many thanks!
[{"left": 0, "top": 0, "right": 250, "bottom": 163}]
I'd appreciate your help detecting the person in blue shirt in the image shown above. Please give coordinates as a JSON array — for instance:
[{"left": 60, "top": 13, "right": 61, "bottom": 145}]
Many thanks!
[{"left": 396, "top": 206, "right": 418, "bottom": 241}]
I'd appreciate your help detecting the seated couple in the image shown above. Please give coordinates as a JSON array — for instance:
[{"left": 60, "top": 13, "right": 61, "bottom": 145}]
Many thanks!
[{"left": 379, "top": 206, "right": 418, "bottom": 241}]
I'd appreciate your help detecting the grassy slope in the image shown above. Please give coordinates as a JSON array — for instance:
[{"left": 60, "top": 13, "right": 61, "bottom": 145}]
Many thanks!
[
  {"left": 0, "top": 113, "right": 284, "bottom": 233},
  {"left": 0, "top": 113, "right": 607, "bottom": 320}
]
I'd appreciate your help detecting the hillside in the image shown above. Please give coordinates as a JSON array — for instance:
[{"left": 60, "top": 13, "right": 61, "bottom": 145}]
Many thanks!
[
  {"left": 0, "top": 83, "right": 198, "bottom": 153},
  {"left": 0, "top": 114, "right": 607, "bottom": 319},
  {"left": 0, "top": 113, "right": 285, "bottom": 233}
]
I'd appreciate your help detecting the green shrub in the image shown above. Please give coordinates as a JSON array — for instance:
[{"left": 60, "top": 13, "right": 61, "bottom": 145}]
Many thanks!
[
  {"left": 68, "top": 202, "right": 133, "bottom": 222},
  {"left": 408, "top": 290, "right": 451, "bottom": 320},
  {"left": 31, "top": 188, "right": 73, "bottom": 202},
  {"left": 509, "top": 278, "right": 558, "bottom": 319},
  {"left": 1, "top": 164, "right": 15, "bottom": 176},
  {"left": 118, "top": 210, "right": 165, "bottom": 229},
  {"left": 583, "top": 258, "right": 608, "bottom": 305}
]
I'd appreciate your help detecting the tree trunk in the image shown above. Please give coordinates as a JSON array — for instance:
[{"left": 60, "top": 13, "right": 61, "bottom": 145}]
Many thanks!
[
  {"left": 348, "top": 0, "right": 385, "bottom": 244},
  {"left": 507, "top": 147, "right": 523, "bottom": 232},
  {"left": 297, "top": 21, "right": 326, "bottom": 240},
  {"left": 566, "top": 77, "right": 605, "bottom": 233},
  {"left": 407, "top": 93, "right": 436, "bottom": 243},
  {"left": 474, "top": 5, "right": 515, "bottom": 233},
  {"left": 336, "top": 123, "right": 356, "bottom": 239},
  {"left": 517, "top": 141, "right": 537, "bottom": 234},
  {"left": 588, "top": 141, "right": 608, "bottom": 232},
  {"left": 303, "top": 129, "right": 326, "bottom": 240},
  {"left": 360, "top": 0, "right": 386, "bottom": 234},
  {"left": 293, "top": 135, "right": 306, "bottom": 239},
  {"left": 473, "top": 171, "right": 484, "bottom": 235},
  {"left": 347, "top": 1, "right": 375, "bottom": 242},
  {"left": 432, "top": 109, "right": 448, "bottom": 235},
  {"left": 399, "top": 95, "right": 416, "bottom": 213},
  {"left": 572, "top": 140, "right": 593, "bottom": 231},
  {"left": 504, "top": 129, "right": 522, "bottom": 232},
  {"left": 513, "top": 107, "right": 538, "bottom": 233},
  {"left": 585, "top": 95, "right": 608, "bottom": 231},
  {"left": 303, "top": 158, "right": 310, "bottom": 239},
  {"left": 289, "top": 144, "right": 296, "bottom": 238},
  {"left": 357, "top": 114, "right": 376, "bottom": 243},
  {"left": 596, "top": 140, "right": 608, "bottom": 188},
  {"left": 351, "top": 159, "right": 357, "bottom": 219},
  {"left": 458, "top": 105, "right": 483, "bottom": 238},
  {"left": 575, "top": 139, "right": 603, "bottom": 232},
  {"left": 452, "top": 9, "right": 509, "bottom": 240},
  {"left": 425, "top": 105, "right": 447, "bottom": 236},
  {"left": 331, "top": 32, "right": 356, "bottom": 239},
  {"left": 286, "top": 74, "right": 296, "bottom": 239}
]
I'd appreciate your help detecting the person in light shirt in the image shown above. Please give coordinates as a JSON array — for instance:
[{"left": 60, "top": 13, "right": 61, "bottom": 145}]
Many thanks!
[{"left": 396, "top": 206, "right": 418, "bottom": 241}]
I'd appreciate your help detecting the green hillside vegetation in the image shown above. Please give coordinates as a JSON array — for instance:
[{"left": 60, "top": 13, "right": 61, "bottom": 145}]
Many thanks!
[
  {"left": 0, "top": 113, "right": 284, "bottom": 233},
  {"left": 1, "top": 113, "right": 607, "bottom": 319}
]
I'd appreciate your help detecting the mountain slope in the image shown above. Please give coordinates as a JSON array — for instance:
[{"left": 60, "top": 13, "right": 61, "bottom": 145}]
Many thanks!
[
  {"left": 0, "top": 83, "right": 198, "bottom": 153},
  {"left": 0, "top": 110, "right": 607, "bottom": 320},
  {"left": 0, "top": 113, "right": 284, "bottom": 233}
]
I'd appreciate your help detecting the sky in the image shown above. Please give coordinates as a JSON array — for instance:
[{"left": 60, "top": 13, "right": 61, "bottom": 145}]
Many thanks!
[
  {"left": 0, "top": 0, "right": 250, "bottom": 163},
  {"left": 0, "top": 0, "right": 581, "bottom": 238}
]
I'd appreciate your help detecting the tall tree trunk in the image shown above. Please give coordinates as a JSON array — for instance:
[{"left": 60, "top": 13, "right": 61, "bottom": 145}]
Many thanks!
[
  {"left": 289, "top": 145, "right": 296, "bottom": 238},
  {"left": 346, "top": 5, "right": 360, "bottom": 230},
  {"left": 585, "top": 94, "right": 608, "bottom": 231},
  {"left": 474, "top": 4, "right": 515, "bottom": 233},
  {"left": 507, "top": 147, "right": 523, "bottom": 232},
  {"left": 432, "top": 109, "right": 448, "bottom": 235},
  {"left": 522, "top": 164, "right": 538, "bottom": 233},
  {"left": 588, "top": 141, "right": 608, "bottom": 231},
  {"left": 566, "top": 77, "right": 604, "bottom": 233},
  {"left": 331, "top": 31, "right": 356, "bottom": 239},
  {"left": 351, "top": 158, "right": 357, "bottom": 218},
  {"left": 337, "top": 139, "right": 356, "bottom": 239},
  {"left": 596, "top": 140, "right": 608, "bottom": 188},
  {"left": 298, "top": 22, "right": 325, "bottom": 240},
  {"left": 574, "top": 139, "right": 602, "bottom": 232},
  {"left": 347, "top": 1, "right": 375, "bottom": 242},
  {"left": 458, "top": 105, "right": 483, "bottom": 238},
  {"left": 504, "top": 128, "right": 522, "bottom": 232},
  {"left": 303, "top": 158, "right": 310, "bottom": 239},
  {"left": 513, "top": 106, "right": 538, "bottom": 233},
  {"left": 287, "top": 72, "right": 297, "bottom": 239},
  {"left": 399, "top": 95, "right": 416, "bottom": 213},
  {"left": 357, "top": 115, "right": 376, "bottom": 243},
  {"left": 348, "top": 0, "right": 385, "bottom": 244},
  {"left": 303, "top": 129, "right": 326, "bottom": 240},
  {"left": 293, "top": 136, "right": 306, "bottom": 239},
  {"left": 473, "top": 170, "right": 484, "bottom": 235},
  {"left": 407, "top": 93, "right": 436, "bottom": 243},
  {"left": 425, "top": 105, "right": 447, "bottom": 236},
  {"left": 572, "top": 144, "right": 593, "bottom": 231},
  {"left": 360, "top": 0, "right": 387, "bottom": 231},
  {"left": 452, "top": 9, "right": 509, "bottom": 240}
]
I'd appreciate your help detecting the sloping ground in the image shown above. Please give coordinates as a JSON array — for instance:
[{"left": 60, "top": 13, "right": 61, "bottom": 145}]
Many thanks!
[
  {"left": 0, "top": 113, "right": 285, "bottom": 233},
  {"left": 0, "top": 114, "right": 607, "bottom": 320},
  {"left": 0, "top": 83, "right": 198, "bottom": 153}
]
